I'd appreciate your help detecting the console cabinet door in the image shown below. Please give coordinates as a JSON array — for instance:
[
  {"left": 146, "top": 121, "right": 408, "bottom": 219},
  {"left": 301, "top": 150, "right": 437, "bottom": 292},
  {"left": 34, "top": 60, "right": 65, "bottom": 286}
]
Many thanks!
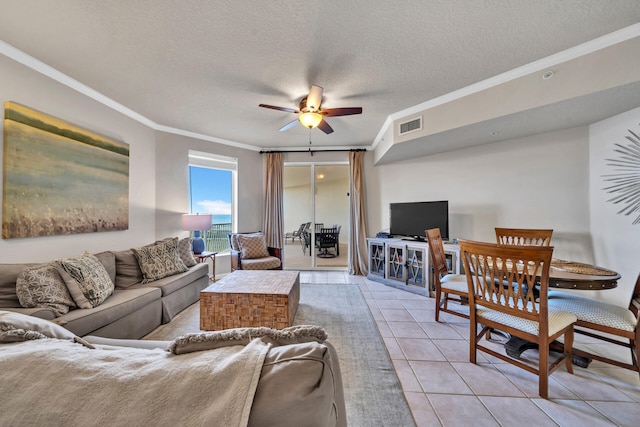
[
  {"left": 368, "top": 240, "right": 385, "bottom": 277},
  {"left": 386, "top": 244, "right": 406, "bottom": 283},
  {"left": 406, "top": 245, "right": 427, "bottom": 288}
]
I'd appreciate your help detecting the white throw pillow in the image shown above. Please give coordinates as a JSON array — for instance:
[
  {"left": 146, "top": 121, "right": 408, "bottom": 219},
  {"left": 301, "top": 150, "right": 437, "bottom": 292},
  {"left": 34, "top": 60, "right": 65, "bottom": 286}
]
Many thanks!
[{"left": 0, "top": 310, "right": 76, "bottom": 343}]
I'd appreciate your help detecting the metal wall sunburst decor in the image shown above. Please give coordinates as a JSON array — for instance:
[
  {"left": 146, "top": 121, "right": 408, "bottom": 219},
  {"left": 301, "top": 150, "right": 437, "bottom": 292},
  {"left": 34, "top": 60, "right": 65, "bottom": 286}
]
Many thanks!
[{"left": 601, "top": 126, "right": 640, "bottom": 225}]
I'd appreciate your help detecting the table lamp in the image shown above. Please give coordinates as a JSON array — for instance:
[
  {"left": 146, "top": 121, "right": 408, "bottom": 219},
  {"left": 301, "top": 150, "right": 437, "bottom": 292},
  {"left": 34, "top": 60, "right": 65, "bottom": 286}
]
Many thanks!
[{"left": 182, "top": 214, "right": 212, "bottom": 254}]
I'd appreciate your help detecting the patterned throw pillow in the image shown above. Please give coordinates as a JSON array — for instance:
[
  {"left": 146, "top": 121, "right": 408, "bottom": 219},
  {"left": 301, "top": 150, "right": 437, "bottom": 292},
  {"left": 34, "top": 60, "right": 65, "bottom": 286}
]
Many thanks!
[
  {"left": 178, "top": 237, "right": 197, "bottom": 267},
  {"left": 131, "top": 237, "right": 188, "bottom": 283},
  {"left": 15, "top": 264, "right": 76, "bottom": 317},
  {"left": 56, "top": 253, "right": 115, "bottom": 309},
  {"left": 237, "top": 234, "right": 270, "bottom": 259}
]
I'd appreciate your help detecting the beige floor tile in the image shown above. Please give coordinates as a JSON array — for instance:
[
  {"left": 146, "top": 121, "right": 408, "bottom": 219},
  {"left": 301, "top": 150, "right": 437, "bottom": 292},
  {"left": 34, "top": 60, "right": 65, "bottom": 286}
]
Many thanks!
[
  {"left": 532, "top": 398, "right": 617, "bottom": 427},
  {"left": 418, "top": 322, "right": 465, "bottom": 339},
  {"left": 391, "top": 359, "right": 423, "bottom": 393},
  {"left": 375, "top": 299, "right": 406, "bottom": 309},
  {"left": 380, "top": 308, "right": 415, "bottom": 322},
  {"left": 404, "top": 392, "right": 441, "bottom": 427},
  {"left": 410, "top": 361, "right": 474, "bottom": 395},
  {"left": 400, "top": 299, "right": 434, "bottom": 310},
  {"left": 493, "top": 362, "right": 579, "bottom": 400},
  {"left": 452, "top": 362, "right": 525, "bottom": 397},
  {"left": 387, "top": 321, "right": 429, "bottom": 339},
  {"left": 427, "top": 394, "right": 499, "bottom": 426},
  {"left": 375, "top": 320, "right": 393, "bottom": 338},
  {"left": 552, "top": 368, "right": 635, "bottom": 402},
  {"left": 586, "top": 400, "right": 640, "bottom": 427},
  {"left": 432, "top": 338, "right": 489, "bottom": 363},
  {"left": 407, "top": 309, "right": 436, "bottom": 323},
  {"left": 588, "top": 366, "right": 640, "bottom": 402},
  {"left": 479, "top": 396, "right": 557, "bottom": 426},
  {"left": 397, "top": 338, "right": 447, "bottom": 361},
  {"left": 383, "top": 336, "right": 405, "bottom": 360}
]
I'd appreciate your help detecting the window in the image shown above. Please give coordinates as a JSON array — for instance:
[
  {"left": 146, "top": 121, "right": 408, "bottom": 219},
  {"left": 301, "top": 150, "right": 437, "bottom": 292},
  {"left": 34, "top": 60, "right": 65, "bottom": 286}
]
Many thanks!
[{"left": 188, "top": 150, "right": 237, "bottom": 253}]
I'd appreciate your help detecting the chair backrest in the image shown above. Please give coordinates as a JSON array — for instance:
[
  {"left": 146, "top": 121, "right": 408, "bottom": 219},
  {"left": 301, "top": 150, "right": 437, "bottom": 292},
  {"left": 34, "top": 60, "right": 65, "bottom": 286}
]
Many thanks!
[
  {"left": 630, "top": 273, "right": 640, "bottom": 319},
  {"left": 495, "top": 228, "right": 553, "bottom": 246},
  {"left": 459, "top": 239, "right": 554, "bottom": 328},
  {"left": 425, "top": 228, "right": 449, "bottom": 280}
]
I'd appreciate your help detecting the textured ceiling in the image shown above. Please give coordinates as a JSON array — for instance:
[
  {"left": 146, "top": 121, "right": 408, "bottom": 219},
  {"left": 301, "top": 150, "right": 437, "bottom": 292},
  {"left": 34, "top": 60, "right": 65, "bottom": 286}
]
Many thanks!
[{"left": 1, "top": 1, "right": 640, "bottom": 159}]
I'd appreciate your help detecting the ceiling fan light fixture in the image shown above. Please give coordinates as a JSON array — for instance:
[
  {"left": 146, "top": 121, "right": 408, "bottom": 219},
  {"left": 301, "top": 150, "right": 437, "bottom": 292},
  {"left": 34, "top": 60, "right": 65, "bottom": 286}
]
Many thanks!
[{"left": 299, "top": 112, "right": 323, "bottom": 129}]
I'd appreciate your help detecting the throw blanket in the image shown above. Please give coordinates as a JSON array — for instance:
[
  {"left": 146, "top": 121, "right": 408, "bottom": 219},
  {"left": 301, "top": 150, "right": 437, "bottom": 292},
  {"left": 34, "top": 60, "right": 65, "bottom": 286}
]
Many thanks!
[{"left": 0, "top": 338, "right": 270, "bottom": 427}]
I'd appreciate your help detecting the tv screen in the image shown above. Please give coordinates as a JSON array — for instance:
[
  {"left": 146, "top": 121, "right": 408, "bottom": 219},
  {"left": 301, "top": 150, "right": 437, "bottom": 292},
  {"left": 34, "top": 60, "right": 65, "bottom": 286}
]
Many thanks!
[{"left": 389, "top": 201, "right": 449, "bottom": 241}]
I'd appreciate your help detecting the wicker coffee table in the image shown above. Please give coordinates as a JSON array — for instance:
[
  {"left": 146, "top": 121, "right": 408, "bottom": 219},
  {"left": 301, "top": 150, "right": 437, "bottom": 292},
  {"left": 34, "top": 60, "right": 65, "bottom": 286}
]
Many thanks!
[{"left": 200, "top": 270, "right": 300, "bottom": 331}]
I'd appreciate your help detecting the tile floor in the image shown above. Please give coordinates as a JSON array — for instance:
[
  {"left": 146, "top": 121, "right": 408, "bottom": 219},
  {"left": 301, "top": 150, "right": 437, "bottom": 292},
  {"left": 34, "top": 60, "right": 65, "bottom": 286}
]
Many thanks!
[{"left": 298, "top": 270, "right": 640, "bottom": 427}]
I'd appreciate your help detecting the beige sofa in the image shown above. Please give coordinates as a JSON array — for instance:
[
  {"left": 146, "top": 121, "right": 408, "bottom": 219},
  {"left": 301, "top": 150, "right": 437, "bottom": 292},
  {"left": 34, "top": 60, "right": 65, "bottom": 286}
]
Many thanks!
[
  {"left": 0, "top": 239, "right": 209, "bottom": 339},
  {"left": 0, "top": 313, "right": 346, "bottom": 427}
]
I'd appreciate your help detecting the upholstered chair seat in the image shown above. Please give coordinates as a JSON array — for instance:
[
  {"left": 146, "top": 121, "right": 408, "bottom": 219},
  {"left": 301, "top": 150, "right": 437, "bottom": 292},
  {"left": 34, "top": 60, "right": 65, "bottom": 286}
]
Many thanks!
[{"left": 548, "top": 292, "right": 637, "bottom": 331}]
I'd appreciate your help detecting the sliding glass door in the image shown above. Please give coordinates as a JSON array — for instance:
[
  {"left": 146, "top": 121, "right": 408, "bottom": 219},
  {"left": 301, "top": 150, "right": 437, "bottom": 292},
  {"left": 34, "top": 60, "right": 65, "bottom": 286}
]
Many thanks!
[{"left": 283, "top": 163, "right": 349, "bottom": 269}]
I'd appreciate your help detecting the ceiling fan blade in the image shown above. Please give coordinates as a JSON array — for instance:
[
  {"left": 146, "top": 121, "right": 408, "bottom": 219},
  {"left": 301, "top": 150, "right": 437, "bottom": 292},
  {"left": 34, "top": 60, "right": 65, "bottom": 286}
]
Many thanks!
[
  {"left": 321, "top": 107, "right": 363, "bottom": 117},
  {"left": 306, "top": 85, "right": 323, "bottom": 111},
  {"left": 279, "top": 119, "right": 299, "bottom": 132},
  {"left": 259, "top": 104, "right": 299, "bottom": 114},
  {"left": 317, "top": 119, "right": 334, "bottom": 134}
]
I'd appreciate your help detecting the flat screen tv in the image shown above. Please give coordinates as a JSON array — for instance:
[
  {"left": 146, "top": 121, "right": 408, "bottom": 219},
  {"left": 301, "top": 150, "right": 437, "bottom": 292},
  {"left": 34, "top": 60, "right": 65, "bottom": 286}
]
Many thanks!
[{"left": 389, "top": 201, "right": 449, "bottom": 241}]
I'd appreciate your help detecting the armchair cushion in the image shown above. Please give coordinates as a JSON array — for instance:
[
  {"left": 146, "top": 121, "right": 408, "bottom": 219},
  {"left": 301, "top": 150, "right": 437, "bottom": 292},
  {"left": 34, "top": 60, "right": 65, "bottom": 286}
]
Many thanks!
[
  {"left": 240, "top": 257, "right": 282, "bottom": 270},
  {"left": 237, "top": 234, "right": 271, "bottom": 259}
]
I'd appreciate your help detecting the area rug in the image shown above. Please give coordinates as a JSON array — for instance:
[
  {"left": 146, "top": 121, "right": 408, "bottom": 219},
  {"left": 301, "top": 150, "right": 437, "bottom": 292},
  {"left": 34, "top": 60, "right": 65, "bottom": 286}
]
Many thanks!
[{"left": 143, "top": 283, "right": 415, "bottom": 427}]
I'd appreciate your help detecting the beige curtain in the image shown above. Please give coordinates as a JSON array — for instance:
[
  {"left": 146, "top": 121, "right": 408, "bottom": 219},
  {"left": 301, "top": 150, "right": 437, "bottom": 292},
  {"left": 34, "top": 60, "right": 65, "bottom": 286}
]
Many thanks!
[
  {"left": 263, "top": 152, "right": 284, "bottom": 248},
  {"left": 348, "top": 151, "right": 369, "bottom": 275}
]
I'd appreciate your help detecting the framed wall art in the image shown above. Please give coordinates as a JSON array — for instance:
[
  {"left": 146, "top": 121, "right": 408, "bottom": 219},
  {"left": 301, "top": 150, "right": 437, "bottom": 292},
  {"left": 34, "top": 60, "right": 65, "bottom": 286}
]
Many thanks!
[{"left": 2, "top": 101, "right": 129, "bottom": 238}]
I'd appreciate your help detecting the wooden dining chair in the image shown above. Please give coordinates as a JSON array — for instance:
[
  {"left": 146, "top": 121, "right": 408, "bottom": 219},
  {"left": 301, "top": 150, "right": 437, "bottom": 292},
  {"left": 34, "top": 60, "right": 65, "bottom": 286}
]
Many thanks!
[
  {"left": 548, "top": 273, "right": 640, "bottom": 374},
  {"left": 459, "top": 239, "right": 576, "bottom": 399},
  {"left": 495, "top": 228, "right": 553, "bottom": 246},
  {"left": 425, "top": 228, "right": 469, "bottom": 321}
]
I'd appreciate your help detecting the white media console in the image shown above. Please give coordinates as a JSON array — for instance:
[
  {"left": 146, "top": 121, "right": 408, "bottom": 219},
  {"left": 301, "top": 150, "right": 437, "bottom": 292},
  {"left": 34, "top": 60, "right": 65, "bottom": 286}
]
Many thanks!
[{"left": 367, "top": 237, "right": 461, "bottom": 297}]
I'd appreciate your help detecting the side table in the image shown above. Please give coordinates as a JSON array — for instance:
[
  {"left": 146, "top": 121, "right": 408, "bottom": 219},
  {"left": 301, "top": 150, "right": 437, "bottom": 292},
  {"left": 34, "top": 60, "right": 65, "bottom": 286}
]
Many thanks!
[{"left": 194, "top": 251, "right": 217, "bottom": 282}]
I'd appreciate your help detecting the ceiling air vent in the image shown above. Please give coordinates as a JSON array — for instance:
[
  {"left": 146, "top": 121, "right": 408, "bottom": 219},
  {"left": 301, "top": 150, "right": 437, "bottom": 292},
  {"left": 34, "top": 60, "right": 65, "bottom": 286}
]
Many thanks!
[{"left": 399, "top": 117, "right": 422, "bottom": 135}]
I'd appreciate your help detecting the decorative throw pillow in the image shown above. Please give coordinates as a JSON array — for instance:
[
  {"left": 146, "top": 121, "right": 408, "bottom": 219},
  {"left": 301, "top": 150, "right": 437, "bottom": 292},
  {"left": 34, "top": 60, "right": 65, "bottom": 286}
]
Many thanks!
[
  {"left": 15, "top": 264, "right": 76, "bottom": 317},
  {"left": 178, "top": 237, "right": 197, "bottom": 267},
  {"left": 237, "top": 234, "right": 270, "bottom": 259},
  {"left": 56, "top": 253, "right": 115, "bottom": 309},
  {"left": 0, "top": 310, "right": 76, "bottom": 343},
  {"left": 230, "top": 232, "right": 261, "bottom": 252},
  {"left": 131, "top": 237, "right": 188, "bottom": 283},
  {"left": 112, "top": 249, "right": 144, "bottom": 288}
]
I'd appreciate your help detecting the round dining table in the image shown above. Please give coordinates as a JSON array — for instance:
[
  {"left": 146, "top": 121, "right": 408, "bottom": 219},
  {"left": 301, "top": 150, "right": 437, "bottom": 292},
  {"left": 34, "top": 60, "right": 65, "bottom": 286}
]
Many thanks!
[{"left": 503, "top": 258, "right": 620, "bottom": 367}]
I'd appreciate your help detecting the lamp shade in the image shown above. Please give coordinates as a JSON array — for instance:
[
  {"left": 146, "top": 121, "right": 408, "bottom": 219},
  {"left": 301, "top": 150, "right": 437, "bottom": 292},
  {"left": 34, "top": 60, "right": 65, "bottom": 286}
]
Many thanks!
[
  {"left": 298, "top": 112, "right": 323, "bottom": 129},
  {"left": 182, "top": 214, "right": 212, "bottom": 231}
]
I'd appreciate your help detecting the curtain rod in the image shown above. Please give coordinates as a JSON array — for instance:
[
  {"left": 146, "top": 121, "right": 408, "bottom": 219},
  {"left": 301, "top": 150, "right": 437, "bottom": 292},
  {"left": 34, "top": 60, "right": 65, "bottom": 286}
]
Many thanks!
[{"left": 259, "top": 148, "right": 366, "bottom": 155}]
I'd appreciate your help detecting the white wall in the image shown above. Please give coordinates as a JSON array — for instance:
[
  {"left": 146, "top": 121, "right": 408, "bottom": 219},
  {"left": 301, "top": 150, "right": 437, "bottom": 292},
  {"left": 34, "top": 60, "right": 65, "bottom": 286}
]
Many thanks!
[
  {"left": 589, "top": 106, "right": 640, "bottom": 305},
  {"left": 366, "top": 126, "right": 592, "bottom": 262},
  {"left": 0, "top": 55, "right": 157, "bottom": 262}
]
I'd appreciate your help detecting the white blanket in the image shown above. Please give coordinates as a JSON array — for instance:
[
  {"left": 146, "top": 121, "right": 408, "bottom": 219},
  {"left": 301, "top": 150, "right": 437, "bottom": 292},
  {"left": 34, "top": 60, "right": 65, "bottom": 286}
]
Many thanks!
[{"left": 0, "top": 338, "right": 270, "bottom": 427}]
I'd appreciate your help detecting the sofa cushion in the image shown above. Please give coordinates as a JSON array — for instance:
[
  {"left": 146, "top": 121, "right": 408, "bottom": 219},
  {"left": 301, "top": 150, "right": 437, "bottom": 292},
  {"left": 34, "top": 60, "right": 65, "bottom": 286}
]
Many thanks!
[
  {"left": 15, "top": 263, "right": 76, "bottom": 317},
  {"left": 94, "top": 251, "right": 116, "bottom": 285},
  {"left": 0, "top": 263, "right": 37, "bottom": 308},
  {"left": 237, "top": 234, "right": 270, "bottom": 259},
  {"left": 0, "top": 310, "right": 76, "bottom": 343},
  {"left": 132, "top": 263, "right": 208, "bottom": 297},
  {"left": 112, "top": 249, "right": 144, "bottom": 288},
  {"left": 55, "top": 287, "right": 162, "bottom": 337},
  {"left": 56, "top": 253, "right": 115, "bottom": 309},
  {"left": 240, "top": 257, "right": 281, "bottom": 270},
  {"left": 131, "top": 238, "right": 188, "bottom": 283}
]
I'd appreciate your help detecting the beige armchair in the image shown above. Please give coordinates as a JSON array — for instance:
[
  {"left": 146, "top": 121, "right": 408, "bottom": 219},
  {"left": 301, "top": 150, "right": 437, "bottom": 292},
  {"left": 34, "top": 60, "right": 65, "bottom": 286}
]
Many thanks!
[{"left": 228, "top": 232, "right": 282, "bottom": 272}]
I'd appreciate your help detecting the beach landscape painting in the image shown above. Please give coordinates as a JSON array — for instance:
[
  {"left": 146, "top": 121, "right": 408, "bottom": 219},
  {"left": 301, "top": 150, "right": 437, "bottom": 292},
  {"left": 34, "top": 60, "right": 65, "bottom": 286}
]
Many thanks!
[{"left": 2, "top": 102, "right": 129, "bottom": 239}]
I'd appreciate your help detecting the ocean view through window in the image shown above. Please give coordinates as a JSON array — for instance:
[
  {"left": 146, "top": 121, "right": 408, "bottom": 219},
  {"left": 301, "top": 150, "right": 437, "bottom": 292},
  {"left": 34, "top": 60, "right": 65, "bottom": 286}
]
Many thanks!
[{"left": 188, "top": 151, "right": 237, "bottom": 253}]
